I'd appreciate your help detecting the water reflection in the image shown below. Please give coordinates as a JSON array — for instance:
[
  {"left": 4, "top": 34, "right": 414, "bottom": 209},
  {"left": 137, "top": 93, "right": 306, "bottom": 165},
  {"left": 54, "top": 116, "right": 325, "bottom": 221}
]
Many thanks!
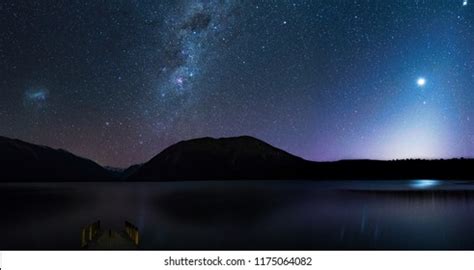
[
  {"left": 1, "top": 180, "right": 474, "bottom": 250},
  {"left": 409, "top": 180, "right": 441, "bottom": 189}
]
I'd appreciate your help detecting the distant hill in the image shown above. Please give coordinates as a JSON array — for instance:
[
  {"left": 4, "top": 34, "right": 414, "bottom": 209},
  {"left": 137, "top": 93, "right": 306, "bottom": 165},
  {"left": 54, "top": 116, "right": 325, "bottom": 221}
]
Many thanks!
[
  {"left": 0, "top": 136, "right": 112, "bottom": 181},
  {"left": 128, "top": 136, "right": 311, "bottom": 180},
  {"left": 307, "top": 159, "right": 474, "bottom": 180},
  {"left": 129, "top": 136, "right": 474, "bottom": 181}
]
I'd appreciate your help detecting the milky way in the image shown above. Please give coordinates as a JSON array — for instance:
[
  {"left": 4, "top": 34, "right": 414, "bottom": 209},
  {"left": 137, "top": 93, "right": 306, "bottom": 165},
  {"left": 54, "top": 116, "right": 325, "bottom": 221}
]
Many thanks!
[
  {"left": 150, "top": 0, "right": 239, "bottom": 128},
  {"left": 0, "top": 1, "right": 473, "bottom": 167}
]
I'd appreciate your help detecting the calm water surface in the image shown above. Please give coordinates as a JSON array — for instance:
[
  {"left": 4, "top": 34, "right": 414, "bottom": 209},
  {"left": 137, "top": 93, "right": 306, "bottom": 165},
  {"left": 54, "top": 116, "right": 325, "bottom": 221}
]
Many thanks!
[{"left": 2, "top": 180, "right": 474, "bottom": 249}]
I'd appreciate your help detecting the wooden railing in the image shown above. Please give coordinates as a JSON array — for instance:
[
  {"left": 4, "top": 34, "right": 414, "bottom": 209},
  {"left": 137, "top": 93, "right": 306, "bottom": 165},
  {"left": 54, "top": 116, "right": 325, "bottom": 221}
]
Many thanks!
[
  {"left": 124, "top": 221, "right": 139, "bottom": 246},
  {"left": 81, "top": 220, "right": 101, "bottom": 248}
]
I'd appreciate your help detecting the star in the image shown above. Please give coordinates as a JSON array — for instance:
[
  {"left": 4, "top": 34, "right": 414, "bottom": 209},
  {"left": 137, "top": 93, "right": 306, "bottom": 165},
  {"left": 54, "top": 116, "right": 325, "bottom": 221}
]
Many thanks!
[
  {"left": 3, "top": 0, "right": 474, "bottom": 168},
  {"left": 417, "top": 77, "right": 426, "bottom": 87}
]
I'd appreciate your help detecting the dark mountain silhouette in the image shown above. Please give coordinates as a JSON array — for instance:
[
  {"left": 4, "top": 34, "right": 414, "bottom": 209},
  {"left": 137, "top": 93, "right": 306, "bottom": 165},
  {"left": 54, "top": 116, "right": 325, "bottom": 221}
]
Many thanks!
[
  {"left": 307, "top": 159, "right": 474, "bottom": 180},
  {"left": 0, "top": 136, "right": 112, "bottom": 181},
  {"left": 129, "top": 136, "right": 474, "bottom": 181},
  {"left": 122, "top": 164, "right": 143, "bottom": 178},
  {"left": 129, "top": 136, "right": 310, "bottom": 180},
  {"left": 1, "top": 135, "right": 474, "bottom": 181}
]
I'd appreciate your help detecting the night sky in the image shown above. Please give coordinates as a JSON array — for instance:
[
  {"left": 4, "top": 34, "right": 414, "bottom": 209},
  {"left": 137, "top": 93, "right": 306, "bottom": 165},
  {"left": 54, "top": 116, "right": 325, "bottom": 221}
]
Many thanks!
[{"left": 1, "top": 1, "right": 473, "bottom": 167}]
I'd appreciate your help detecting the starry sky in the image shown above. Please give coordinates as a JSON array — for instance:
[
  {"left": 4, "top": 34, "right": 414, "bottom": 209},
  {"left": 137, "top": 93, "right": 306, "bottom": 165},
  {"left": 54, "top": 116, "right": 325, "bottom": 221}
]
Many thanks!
[{"left": 1, "top": 0, "right": 473, "bottom": 167}]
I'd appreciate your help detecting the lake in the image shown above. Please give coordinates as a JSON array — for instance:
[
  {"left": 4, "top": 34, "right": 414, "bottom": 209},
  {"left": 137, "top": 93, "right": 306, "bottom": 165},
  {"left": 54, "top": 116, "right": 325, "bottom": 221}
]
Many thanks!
[{"left": 2, "top": 180, "right": 474, "bottom": 250}]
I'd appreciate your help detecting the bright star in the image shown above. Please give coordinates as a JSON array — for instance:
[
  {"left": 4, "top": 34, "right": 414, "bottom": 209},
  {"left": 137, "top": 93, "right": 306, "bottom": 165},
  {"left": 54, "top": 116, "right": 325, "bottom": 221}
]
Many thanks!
[
  {"left": 417, "top": 77, "right": 426, "bottom": 87},
  {"left": 463, "top": 0, "right": 468, "bottom": 6}
]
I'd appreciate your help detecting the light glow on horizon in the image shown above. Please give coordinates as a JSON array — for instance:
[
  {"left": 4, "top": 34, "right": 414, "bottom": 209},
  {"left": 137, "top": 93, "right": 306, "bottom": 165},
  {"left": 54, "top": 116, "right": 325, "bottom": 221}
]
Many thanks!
[{"left": 410, "top": 180, "right": 441, "bottom": 189}]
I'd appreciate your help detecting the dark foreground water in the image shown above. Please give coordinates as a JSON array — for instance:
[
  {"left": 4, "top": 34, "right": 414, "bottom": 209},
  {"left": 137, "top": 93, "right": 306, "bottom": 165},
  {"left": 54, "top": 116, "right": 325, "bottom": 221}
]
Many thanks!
[{"left": 2, "top": 180, "right": 474, "bottom": 250}]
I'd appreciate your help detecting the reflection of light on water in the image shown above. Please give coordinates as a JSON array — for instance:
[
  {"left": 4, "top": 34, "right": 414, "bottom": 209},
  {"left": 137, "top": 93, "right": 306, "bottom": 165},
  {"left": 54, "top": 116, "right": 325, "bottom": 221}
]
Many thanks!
[{"left": 410, "top": 180, "right": 440, "bottom": 189}]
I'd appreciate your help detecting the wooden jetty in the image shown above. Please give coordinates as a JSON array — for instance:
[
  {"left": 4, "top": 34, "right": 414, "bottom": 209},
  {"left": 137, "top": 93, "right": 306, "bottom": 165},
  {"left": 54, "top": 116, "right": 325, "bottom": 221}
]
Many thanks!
[{"left": 81, "top": 220, "right": 140, "bottom": 250}]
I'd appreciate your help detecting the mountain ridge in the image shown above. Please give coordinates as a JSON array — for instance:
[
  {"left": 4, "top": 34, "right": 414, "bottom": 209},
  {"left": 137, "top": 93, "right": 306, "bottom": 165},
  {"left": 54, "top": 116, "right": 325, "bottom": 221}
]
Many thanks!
[
  {"left": 1, "top": 135, "right": 474, "bottom": 181},
  {"left": 128, "top": 136, "right": 310, "bottom": 180},
  {"left": 0, "top": 136, "right": 113, "bottom": 181}
]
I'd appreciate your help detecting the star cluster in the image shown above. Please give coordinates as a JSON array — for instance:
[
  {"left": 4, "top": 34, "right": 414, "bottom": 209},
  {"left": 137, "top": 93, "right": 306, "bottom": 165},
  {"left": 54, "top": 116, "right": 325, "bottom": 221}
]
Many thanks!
[{"left": 0, "top": 1, "right": 473, "bottom": 167}]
